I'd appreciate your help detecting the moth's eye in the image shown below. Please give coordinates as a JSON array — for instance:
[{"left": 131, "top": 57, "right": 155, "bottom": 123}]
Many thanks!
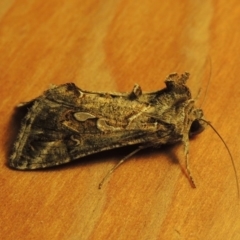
[{"left": 189, "top": 119, "right": 205, "bottom": 136}]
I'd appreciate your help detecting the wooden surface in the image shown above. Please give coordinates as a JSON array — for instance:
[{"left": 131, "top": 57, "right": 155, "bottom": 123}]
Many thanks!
[{"left": 1, "top": 1, "right": 240, "bottom": 239}]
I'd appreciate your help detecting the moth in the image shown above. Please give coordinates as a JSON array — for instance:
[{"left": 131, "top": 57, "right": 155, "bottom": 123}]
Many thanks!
[{"left": 9, "top": 73, "right": 211, "bottom": 187}]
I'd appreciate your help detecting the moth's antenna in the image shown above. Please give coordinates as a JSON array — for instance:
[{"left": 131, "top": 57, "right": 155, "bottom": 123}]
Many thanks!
[
  {"left": 200, "top": 119, "right": 239, "bottom": 198},
  {"left": 199, "top": 56, "right": 212, "bottom": 108}
]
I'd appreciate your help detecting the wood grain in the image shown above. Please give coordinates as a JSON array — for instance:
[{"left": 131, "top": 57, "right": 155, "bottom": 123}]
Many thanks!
[{"left": 1, "top": 1, "right": 240, "bottom": 239}]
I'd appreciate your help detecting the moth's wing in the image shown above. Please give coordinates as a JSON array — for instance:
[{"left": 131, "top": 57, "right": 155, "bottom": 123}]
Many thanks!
[
  {"left": 9, "top": 101, "right": 173, "bottom": 169},
  {"left": 9, "top": 112, "right": 173, "bottom": 170},
  {"left": 9, "top": 83, "right": 174, "bottom": 169}
]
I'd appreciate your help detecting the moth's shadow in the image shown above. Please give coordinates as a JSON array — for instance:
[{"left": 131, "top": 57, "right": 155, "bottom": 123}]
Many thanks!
[{"left": 5, "top": 104, "right": 30, "bottom": 163}]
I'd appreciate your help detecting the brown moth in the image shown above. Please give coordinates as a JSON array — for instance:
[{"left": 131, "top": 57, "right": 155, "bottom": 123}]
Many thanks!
[{"left": 9, "top": 73, "right": 207, "bottom": 187}]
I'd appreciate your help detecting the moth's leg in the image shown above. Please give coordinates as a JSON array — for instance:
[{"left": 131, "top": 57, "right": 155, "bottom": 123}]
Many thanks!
[
  {"left": 182, "top": 135, "right": 196, "bottom": 188},
  {"left": 181, "top": 100, "right": 197, "bottom": 188},
  {"left": 98, "top": 146, "right": 145, "bottom": 189}
]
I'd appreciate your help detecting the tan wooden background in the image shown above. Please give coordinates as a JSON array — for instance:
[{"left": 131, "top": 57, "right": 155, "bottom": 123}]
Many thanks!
[{"left": 1, "top": 1, "right": 240, "bottom": 239}]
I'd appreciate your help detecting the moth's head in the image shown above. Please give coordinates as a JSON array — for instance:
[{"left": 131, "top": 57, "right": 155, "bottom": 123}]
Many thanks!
[{"left": 189, "top": 108, "right": 206, "bottom": 136}]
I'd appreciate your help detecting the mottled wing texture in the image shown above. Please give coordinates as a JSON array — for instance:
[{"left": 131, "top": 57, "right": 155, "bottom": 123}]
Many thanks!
[{"left": 10, "top": 73, "right": 203, "bottom": 170}]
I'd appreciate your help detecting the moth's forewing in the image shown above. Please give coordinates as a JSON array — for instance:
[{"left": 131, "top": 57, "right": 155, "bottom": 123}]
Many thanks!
[{"left": 9, "top": 84, "right": 173, "bottom": 169}]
